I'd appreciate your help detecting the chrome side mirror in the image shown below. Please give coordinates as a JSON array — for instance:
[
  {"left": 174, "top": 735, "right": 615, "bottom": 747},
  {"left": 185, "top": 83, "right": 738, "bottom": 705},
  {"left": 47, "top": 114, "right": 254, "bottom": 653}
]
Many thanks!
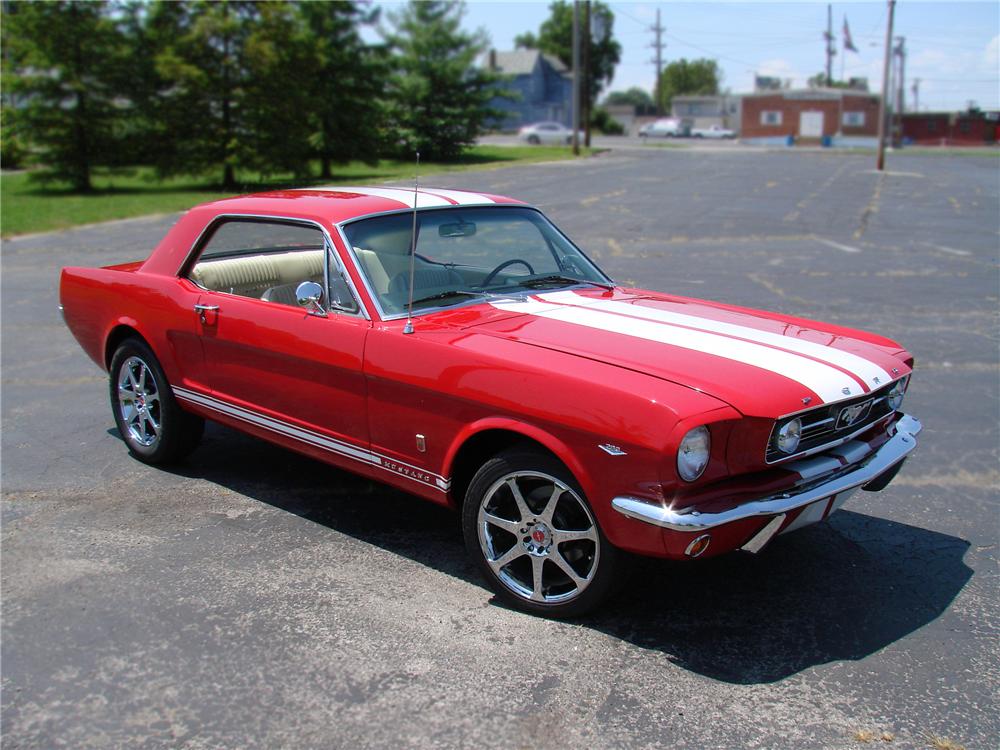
[{"left": 296, "top": 281, "right": 327, "bottom": 316}]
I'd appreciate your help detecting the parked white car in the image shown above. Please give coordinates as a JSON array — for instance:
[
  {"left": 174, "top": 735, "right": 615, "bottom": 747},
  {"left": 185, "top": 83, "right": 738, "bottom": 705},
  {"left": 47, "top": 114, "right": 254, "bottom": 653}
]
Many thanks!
[
  {"left": 517, "top": 122, "right": 580, "bottom": 145},
  {"left": 638, "top": 118, "right": 684, "bottom": 138},
  {"left": 691, "top": 125, "right": 736, "bottom": 139}
]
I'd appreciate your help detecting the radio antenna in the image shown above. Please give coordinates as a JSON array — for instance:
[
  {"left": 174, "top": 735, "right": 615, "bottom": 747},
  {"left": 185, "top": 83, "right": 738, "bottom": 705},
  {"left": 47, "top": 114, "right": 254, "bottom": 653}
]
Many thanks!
[{"left": 403, "top": 151, "right": 420, "bottom": 335}]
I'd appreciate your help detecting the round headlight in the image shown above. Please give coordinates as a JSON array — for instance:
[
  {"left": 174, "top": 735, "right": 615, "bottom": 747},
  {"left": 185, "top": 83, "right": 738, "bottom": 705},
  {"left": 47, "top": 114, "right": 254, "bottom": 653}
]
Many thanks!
[
  {"left": 775, "top": 417, "right": 802, "bottom": 454},
  {"left": 887, "top": 376, "right": 908, "bottom": 411},
  {"left": 677, "top": 426, "right": 711, "bottom": 482}
]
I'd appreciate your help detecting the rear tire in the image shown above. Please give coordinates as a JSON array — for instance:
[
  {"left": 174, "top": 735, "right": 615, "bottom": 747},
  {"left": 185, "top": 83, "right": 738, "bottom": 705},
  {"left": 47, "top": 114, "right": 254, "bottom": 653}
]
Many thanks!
[
  {"left": 527, "top": 135, "right": 540, "bottom": 145},
  {"left": 462, "top": 448, "right": 622, "bottom": 617},
  {"left": 109, "top": 337, "right": 204, "bottom": 465}
]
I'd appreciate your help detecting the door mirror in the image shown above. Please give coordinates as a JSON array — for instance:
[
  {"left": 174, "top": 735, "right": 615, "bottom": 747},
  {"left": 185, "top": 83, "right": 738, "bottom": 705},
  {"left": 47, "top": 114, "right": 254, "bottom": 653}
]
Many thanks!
[{"left": 296, "top": 281, "right": 327, "bottom": 316}]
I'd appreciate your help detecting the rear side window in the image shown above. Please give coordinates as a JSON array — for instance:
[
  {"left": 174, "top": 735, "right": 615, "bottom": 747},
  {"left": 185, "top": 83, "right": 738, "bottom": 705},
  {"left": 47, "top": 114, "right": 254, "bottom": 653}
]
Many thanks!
[{"left": 187, "top": 220, "right": 344, "bottom": 310}]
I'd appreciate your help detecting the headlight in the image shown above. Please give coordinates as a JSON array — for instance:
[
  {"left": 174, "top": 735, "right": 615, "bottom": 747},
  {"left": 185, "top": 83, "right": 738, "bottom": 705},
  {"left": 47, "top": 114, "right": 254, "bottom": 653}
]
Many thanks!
[
  {"left": 775, "top": 417, "right": 802, "bottom": 454},
  {"left": 887, "top": 376, "right": 908, "bottom": 411},
  {"left": 677, "top": 426, "right": 711, "bottom": 482}
]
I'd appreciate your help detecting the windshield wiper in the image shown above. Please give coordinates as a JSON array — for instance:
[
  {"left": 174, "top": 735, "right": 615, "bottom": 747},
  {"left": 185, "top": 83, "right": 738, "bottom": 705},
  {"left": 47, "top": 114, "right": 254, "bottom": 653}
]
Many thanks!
[
  {"left": 408, "top": 289, "right": 485, "bottom": 307},
  {"left": 518, "top": 274, "right": 615, "bottom": 291}
]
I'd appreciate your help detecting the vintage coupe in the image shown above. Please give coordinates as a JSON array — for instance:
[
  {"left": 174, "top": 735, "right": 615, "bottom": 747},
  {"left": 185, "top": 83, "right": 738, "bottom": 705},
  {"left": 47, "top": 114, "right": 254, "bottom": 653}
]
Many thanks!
[{"left": 60, "top": 186, "right": 921, "bottom": 617}]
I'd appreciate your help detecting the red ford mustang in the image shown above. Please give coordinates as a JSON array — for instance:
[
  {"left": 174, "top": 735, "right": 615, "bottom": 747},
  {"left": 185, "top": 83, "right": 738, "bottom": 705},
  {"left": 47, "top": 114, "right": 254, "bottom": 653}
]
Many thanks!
[{"left": 60, "top": 186, "right": 921, "bottom": 617}]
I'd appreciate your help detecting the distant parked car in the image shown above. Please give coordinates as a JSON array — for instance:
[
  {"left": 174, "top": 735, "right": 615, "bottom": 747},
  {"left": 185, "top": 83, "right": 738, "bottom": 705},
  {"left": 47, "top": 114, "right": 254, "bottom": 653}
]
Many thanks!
[
  {"left": 692, "top": 125, "right": 736, "bottom": 139},
  {"left": 638, "top": 118, "right": 684, "bottom": 138},
  {"left": 518, "top": 121, "right": 580, "bottom": 145}
]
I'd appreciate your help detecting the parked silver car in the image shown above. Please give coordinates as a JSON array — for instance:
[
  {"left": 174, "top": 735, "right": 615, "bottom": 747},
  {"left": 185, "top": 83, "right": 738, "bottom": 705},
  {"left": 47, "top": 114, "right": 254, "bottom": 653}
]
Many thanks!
[
  {"left": 517, "top": 121, "right": 580, "bottom": 145},
  {"left": 638, "top": 118, "right": 684, "bottom": 138}
]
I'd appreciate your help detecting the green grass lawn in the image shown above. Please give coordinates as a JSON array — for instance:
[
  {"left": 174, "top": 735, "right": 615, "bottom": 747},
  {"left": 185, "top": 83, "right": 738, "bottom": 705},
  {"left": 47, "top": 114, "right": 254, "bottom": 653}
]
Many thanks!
[{"left": 0, "top": 145, "right": 595, "bottom": 237}]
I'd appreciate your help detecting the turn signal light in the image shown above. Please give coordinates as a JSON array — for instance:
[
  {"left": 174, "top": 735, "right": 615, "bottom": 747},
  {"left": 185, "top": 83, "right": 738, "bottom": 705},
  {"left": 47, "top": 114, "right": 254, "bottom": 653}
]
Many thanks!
[{"left": 685, "top": 534, "right": 712, "bottom": 558}]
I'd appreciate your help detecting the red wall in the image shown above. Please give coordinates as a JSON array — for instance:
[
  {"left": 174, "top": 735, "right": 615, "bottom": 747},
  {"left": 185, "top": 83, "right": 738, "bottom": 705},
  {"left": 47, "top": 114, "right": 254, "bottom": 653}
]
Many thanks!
[{"left": 902, "top": 113, "right": 997, "bottom": 144}]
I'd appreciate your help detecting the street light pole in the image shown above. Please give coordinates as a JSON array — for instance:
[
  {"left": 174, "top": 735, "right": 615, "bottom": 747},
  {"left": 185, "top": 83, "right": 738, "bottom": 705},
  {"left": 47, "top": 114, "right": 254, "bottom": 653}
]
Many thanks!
[{"left": 875, "top": 0, "right": 896, "bottom": 171}]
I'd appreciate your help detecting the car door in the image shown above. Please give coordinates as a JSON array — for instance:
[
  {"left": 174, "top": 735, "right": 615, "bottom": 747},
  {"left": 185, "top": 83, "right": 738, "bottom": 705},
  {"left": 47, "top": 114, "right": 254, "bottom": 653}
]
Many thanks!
[{"left": 184, "top": 217, "right": 371, "bottom": 464}]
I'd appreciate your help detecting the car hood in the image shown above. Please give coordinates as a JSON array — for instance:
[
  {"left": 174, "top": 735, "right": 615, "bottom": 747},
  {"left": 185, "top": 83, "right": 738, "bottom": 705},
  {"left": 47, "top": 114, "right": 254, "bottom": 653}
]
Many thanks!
[{"left": 459, "top": 288, "right": 910, "bottom": 417}]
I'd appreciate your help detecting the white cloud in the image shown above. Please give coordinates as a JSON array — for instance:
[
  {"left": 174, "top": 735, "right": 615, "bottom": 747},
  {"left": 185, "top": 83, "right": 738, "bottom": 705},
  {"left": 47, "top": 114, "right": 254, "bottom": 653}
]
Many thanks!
[{"left": 985, "top": 35, "right": 999, "bottom": 69}]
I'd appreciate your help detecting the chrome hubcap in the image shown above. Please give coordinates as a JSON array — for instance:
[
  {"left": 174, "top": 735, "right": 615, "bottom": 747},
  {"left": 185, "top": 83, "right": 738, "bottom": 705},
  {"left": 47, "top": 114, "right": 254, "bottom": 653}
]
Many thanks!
[
  {"left": 478, "top": 471, "right": 600, "bottom": 604},
  {"left": 117, "top": 356, "right": 161, "bottom": 448}
]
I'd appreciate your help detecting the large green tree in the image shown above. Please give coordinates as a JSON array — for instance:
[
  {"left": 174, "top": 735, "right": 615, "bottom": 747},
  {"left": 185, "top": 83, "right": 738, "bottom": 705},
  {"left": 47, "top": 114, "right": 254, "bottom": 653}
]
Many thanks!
[
  {"left": 657, "top": 58, "right": 720, "bottom": 112},
  {"left": 515, "top": 1, "right": 621, "bottom": 112},
  {"left": 382, "top": 0, "right": 503, "bottom": 161},
  {"left": 2, "top": 1, "right": 131, "bottom": 191},
  {"left": 604, "top": 87, "right": 654, "bottom": 111}
]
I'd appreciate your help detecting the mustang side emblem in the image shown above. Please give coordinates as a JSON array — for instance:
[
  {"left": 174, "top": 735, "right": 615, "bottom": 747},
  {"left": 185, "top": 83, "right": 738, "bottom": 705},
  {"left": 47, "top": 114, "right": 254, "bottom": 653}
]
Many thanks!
[{"left": 836, "top": 399, "right": 874, "bottom": 430}]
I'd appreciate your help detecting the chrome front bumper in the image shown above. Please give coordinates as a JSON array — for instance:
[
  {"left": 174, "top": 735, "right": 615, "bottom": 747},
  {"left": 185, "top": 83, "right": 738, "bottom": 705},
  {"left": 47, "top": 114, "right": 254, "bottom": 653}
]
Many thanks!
[{"left": 612, "top": 414, "right": 922, "bottom": 533}]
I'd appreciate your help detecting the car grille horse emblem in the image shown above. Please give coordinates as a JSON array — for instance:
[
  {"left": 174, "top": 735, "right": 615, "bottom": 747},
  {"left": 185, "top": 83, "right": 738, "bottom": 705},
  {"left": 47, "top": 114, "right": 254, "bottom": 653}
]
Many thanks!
[{"left": 836, "top": 399, "right": 873, "bottom": 430}]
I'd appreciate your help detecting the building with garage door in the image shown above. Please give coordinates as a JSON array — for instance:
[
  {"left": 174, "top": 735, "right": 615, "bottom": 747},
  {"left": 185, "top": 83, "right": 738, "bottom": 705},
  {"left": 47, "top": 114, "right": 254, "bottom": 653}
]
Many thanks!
[{"left": 740, "top": 88, "right": 880, "bottom": 145}]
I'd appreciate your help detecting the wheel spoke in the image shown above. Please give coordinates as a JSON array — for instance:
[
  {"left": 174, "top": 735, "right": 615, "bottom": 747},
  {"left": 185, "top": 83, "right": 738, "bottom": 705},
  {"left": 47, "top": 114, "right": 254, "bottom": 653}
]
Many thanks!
[
  {"left": 552, "top": 526, "right": 598, "bottom": 545},
  {"left": 118, "top": 387, "right": 136, "bottom": 404},
  {"left": 483, "top": 512, "right": 521, "bottom": 535},
  {"left": 488, "top": 544, "right": 525, "bottom": 573},
  {"left": 137, "top": 364, "right": 148, "bottom": 393},
  {"left": 551, "top": 548, "right": 588, "bottom": 586},
  {"left": 529, "top": 555, "right": 546, "bottom": 601},
  {"left": 144, "top": 411, "right": 160, "bottom": 434},
  {"left": 536, "top": 485, "right": 563, "bottom": 523},
  {"left": 506, "top": 478, "right": 532, "bottom": 522}
]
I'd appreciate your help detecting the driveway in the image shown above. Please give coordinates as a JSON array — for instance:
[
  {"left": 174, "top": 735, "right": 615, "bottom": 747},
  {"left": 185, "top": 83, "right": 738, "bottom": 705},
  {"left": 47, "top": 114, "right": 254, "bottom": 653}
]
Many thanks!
[{"left": 3, "top": 149, "right": 997, "bottom": 748}]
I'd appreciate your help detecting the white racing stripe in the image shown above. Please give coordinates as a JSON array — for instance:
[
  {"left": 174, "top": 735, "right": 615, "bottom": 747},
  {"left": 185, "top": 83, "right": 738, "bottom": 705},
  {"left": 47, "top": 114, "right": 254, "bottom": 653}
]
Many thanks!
[
  {"left": 173, "top": 386, "right": 450, "bottom": 491},
  {"left": 489, "top": 299, "right": 861, "bottom": 403},
  {"left": 297, "top": 186, "right": 452, "bottom": 208},
  {"left": 418, "top": 187, "right": 496, "bottom": 205},
  {"left": 540, "top": 291, "right": 891, "bottom": 390}
]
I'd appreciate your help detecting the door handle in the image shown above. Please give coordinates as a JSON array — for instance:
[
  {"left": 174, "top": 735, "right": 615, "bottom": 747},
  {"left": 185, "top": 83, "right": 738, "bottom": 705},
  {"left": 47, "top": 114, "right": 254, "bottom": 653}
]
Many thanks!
[{"left": 194, "top": 304, "right": 219, "bottom": 323}]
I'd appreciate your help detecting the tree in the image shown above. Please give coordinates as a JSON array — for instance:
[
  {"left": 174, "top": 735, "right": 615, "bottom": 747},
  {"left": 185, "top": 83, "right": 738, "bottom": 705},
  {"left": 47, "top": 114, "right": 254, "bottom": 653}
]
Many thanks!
[
  {"left": 144, "top": 0, "right": 261, "bottom": 190},
  {"left": 2, "top": 1, "right": 131, "bottom": 191},
  {"left": 515, "top": 1, "right": 621, "bottom": 111},
  {"left": 604, "top": 87, "right": 654, "bottom": 112},
  {"left": 382, "top": 1, "right": 502, "bottom": 161},
  {"left": 656, "top": 58, "right": 720, "bottom": 112},
  {"left": 296, "top": 2, "right": 386, "bottom": 178}
]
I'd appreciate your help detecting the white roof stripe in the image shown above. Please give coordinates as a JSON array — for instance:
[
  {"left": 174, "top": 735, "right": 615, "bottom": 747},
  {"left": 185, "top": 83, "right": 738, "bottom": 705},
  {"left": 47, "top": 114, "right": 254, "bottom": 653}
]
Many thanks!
[
  {"left": 540, "top": 291, "right": 891, "bottom": 390},
  {"left": 418, "top": 187, "right": 496, "bottom": 205},
  {"left": 299, "top": 186, "right": 451, "bottom": 208},
  {"left": 489, "top": 298, "right": 860, "bottom": 404}
]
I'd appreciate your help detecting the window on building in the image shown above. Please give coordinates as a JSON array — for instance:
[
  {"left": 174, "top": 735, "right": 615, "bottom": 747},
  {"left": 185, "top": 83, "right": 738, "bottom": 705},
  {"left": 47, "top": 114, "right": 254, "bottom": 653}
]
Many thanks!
[
  {"left": 760, "top": 110, "right": 782, "bottom": 126},
  {"left": 959, "top": 121, "right": 971, "bottom": 133},
  {"left": 927, "top": 120, "right": 938, "bottom": 133},
  {"left": 842, "top": 111, "right": 865, "bottom": 127}
]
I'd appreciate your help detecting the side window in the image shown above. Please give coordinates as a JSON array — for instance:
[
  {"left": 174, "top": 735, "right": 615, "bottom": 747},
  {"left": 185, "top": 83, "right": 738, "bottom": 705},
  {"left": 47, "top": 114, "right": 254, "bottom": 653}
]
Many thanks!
[{"left": 187, "top": 220, "right": 329, "bottom": 310}]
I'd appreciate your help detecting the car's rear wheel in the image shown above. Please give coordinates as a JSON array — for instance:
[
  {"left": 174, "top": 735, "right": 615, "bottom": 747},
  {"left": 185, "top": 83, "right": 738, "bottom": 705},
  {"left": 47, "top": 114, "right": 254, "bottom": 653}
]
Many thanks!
[
  {"left": 527, "top": 135, "right": 540, "bottom": 145},
  {"left": 462, "top": 448, "right": 621, "bottom": 617},
  {"left": 109, "top": 338, "right": 203, "bottom": 465}
]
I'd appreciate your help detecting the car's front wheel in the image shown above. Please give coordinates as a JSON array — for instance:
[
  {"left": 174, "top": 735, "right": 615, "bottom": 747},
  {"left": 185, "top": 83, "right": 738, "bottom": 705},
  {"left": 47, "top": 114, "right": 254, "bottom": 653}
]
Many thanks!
[
  {"left": 109, "top": 337, "right": 204, "bottom": 465},
  {"left": 462, "top": 448, "right": 622, "bottom": 617},
  {"left": 527, "top": 135, "right": 540, "bottom": 145}
]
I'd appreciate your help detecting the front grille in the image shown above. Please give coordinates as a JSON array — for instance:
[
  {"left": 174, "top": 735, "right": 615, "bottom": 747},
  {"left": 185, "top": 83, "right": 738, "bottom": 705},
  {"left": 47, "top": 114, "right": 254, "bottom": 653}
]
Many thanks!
[{"left": 766, "top": 381, "right": 897, "bottom": 463}]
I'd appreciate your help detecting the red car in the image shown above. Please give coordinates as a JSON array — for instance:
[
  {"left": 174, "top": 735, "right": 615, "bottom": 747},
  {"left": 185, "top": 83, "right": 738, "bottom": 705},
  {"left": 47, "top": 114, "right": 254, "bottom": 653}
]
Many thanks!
[{"left": 60, "top": 187, "right": 921, "bottom": 617}]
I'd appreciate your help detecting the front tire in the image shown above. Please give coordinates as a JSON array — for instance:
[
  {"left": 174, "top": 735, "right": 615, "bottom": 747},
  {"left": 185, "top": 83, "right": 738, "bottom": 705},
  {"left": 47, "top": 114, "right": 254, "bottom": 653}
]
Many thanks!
[
  {"left": 109, "top": 337, "right": 204, "bottom": 465},
  {"left": 462, "top": 449, "right": 622, "bottom": 617},
  {"left": 527, "top": 135, "right": 540, "bottom": 145}
]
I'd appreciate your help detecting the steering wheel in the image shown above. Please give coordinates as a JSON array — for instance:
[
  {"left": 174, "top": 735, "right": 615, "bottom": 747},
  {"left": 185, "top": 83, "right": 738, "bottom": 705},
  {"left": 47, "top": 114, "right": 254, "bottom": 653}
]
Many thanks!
[{"left": 480, "top": 259, "right": 535, "bottom": 287}]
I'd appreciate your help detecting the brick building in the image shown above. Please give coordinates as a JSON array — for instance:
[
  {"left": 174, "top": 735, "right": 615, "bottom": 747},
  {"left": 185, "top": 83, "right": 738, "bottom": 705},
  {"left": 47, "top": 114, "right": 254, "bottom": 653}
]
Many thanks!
[
  {"left": 901, "top": 111, "right": 999, "bottom": 145},
  {"left": 741, "top": 89, "right": 880, "bottom": 142}
]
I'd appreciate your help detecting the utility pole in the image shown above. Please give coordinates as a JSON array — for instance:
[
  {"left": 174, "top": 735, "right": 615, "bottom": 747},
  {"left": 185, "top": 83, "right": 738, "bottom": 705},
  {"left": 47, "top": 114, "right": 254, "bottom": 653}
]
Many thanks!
[
  {"left": 876, "top": 0, "right": 896, "bottom": 171},
  {"left": 650, "top": 8, "right": 665, "bottom": 116},
  {"left": 582, "top": 0, "right": 591, "bottom": 148},
  {"left": 911, "top": 78, "right": 920, "bottom": 112},
  {"left": 572, "top": 0, "right": 580, "bottom": 155},
  {"left": 894, "top": 36, "right": 906, "bottom": 146},
  {"left": 825, "top": 4, "right": 835, "bottom": 86}
]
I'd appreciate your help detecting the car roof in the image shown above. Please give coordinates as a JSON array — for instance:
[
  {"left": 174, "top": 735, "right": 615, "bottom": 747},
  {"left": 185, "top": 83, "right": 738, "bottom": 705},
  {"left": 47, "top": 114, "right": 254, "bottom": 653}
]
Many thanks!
[{"left": 142, "top": 186, "right": 526, "bottom": 275}]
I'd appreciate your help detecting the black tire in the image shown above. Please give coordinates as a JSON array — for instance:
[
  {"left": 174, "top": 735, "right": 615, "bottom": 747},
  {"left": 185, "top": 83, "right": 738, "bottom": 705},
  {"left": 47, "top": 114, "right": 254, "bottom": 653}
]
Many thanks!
[
  {"left": 109, "top": 337, "right": 204, "bottom": 465},
  {"left": 462, "top": 448, "right": 622, "bottom": 618},
  {"left": 527, "top": 135, "right": 540, "bottom": 145}
]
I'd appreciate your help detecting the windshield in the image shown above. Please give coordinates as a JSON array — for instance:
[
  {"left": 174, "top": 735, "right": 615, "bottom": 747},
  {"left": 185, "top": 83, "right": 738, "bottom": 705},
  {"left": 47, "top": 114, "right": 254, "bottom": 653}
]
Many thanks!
[{"left": 342, "top": 207, "right": 611, "bottom": 317}]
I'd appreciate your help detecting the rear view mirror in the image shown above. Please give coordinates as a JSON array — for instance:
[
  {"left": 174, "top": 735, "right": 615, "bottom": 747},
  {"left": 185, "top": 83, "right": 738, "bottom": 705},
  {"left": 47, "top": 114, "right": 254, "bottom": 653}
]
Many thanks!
[{"left": 439, "top": 220, "right": 476, "bottom": 238}]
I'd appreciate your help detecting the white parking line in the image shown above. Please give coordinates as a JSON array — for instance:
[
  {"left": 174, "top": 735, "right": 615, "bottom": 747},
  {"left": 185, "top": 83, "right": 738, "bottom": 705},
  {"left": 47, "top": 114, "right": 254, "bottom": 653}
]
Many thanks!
[
  {"left": 924, "top": 242, "right": 971, "bottom": 257},
  {"left": 816, "top": 238, "right": 862, "bottom": 254}
]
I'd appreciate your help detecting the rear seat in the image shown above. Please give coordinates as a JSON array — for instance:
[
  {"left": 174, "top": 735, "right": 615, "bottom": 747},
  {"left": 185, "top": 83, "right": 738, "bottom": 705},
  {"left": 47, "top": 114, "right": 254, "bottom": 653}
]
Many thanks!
[{"left": 190, "top": 250, "right": 325, "bottom": 301}]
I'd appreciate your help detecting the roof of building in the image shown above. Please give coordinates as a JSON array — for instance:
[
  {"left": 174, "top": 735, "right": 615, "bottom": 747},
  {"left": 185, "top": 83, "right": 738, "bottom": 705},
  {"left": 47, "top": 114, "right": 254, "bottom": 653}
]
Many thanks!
[
  {"left": 489, "top": 49, "right": 570, "bottom": 76},
  {"left": 742, "top": 87, "right": 878, "bottom": 100}
]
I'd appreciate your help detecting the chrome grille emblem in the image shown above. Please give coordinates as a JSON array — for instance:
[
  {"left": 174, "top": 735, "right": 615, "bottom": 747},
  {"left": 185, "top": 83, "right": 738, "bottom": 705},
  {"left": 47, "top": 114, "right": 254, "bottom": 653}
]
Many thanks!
[{"left": 836, "top": 399, "right": 874, "bottom": 430}]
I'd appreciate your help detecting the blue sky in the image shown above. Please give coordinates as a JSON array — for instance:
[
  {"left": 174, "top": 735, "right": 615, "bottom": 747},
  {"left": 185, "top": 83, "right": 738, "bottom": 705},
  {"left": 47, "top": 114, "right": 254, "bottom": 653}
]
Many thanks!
[{"left": 371, "top": 1, "right": 1000, "bottom": 111}]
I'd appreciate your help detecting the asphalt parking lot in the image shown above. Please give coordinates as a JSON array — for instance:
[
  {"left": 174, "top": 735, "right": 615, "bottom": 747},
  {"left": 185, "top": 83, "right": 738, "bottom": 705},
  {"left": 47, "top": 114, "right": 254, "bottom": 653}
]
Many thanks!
[{"left": 3, "top": 149, "right": 998, "bottom": 748}]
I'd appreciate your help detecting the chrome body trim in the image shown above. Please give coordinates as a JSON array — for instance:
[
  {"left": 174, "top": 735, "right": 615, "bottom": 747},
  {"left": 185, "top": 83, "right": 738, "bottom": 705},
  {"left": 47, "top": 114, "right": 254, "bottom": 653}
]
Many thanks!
[
  {"left": 740, "top": 514, "right": 786, "bottom": 553},
  {"left": 611, "top": 414, "right": 921, "bottom": 533}
]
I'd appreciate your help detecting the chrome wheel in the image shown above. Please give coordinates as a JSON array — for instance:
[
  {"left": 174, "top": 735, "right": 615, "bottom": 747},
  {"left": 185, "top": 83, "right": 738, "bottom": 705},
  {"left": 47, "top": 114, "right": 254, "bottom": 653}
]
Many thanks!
[
  {"left": 117, "top": 355, "right": 161, "bottom": 448},
  {"left": 477, "top": 471, "right": 600, "bottom": 604}
]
